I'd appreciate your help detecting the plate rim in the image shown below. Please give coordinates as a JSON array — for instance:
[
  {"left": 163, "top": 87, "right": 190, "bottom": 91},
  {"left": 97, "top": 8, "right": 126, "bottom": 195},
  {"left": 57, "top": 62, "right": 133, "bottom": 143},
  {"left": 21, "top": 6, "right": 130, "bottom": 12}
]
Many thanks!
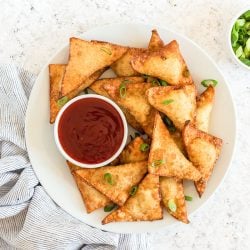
[{"left": 25, "top": 22, "right": 237, "bottom": 234}]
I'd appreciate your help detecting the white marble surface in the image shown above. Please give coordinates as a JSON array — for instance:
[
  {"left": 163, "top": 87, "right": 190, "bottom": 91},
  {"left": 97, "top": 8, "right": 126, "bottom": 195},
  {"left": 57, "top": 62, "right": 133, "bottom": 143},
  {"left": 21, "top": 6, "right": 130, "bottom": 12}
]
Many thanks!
[{"left": 1, "top": 0, "right": 250, "bottom": 249}]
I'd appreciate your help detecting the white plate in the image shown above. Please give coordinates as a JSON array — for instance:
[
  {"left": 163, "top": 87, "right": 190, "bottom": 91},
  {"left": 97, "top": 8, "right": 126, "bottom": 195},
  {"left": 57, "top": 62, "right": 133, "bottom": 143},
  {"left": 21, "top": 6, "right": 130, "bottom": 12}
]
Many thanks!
[{"left": 25, "top": 23, "right": 236, "bottom": 233}]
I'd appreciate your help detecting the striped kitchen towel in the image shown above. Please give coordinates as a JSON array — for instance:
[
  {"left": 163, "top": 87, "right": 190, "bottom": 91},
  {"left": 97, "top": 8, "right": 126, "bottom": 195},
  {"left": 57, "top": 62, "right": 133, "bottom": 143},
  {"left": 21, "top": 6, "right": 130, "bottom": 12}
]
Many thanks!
[{"left": 0, "top": 65, "right": 151, "bottom": 250}]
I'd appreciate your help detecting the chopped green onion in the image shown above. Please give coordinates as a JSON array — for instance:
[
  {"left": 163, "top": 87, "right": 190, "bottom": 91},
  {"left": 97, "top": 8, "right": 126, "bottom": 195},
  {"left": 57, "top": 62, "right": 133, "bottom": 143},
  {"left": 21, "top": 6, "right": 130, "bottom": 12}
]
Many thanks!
[
  {"left": 163, "top": 116, "right": 176, "bottom": 133},
  {"left": 140, "top": 143, "right": 149, "bottom": 152},
  {"left": 119, "top": 82, "right": 127, "bottom": 98},
  {"left": 104, "top": 203, "right": 117, "bottom": 212},
  {"left": 240, "top": 57, "right": 250, "bottom": 66},
  {"left": 142, "top": 74, "right": 150, "bottom": 79},
  {"left": 57, "top": 96, "right": 69, "bottom": 107},
  {"left": 151, "top": 79, "right": 160, "bottom": 86},
  {"left": 168, "top": 199, "right": 177, "bottom": 212},
  {"left": 100, "top": 47, "right": 112, "bottom": 55},
  {"left": 151, "top": 159, "right": 165, "bottom": 168},
  {"left": 235, "top": 46, "right": 243, "bottom": 58},
  {"left": 185, "top": 195, "right": 193, "bottom": 201},
  {"left": 159, "top": 79, "right": 168, "bottom": 86},
  {"left": 129, "top": 185, "right": 138, "bottom": 196},
  {"left": 162, "top": 99, "right": 174, "bottom": 105},
  {"left": 244, "top": 10, "right": 250, "bottom": 20},
  {"left": 104, "top": 173, "right": 114, "bottom": 185},
  {"left": 201, "top": 79, "right": 218, "bottom": 87},
  {"left": 235, "top": 19, "right": 246, "bottom": 29}
]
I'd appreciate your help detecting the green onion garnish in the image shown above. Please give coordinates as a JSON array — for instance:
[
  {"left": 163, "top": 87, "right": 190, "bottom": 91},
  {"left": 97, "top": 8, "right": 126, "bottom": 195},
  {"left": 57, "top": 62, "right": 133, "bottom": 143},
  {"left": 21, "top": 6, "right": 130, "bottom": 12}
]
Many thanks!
[
  {"left": 140, "top": 143, "right": 149, "bottom": 152},
  {"left": 231, "top": 10, "right": 250, "bottom": 67},
  {"left": 168, "top": 198, "right": 177, "bottom": 212},
  {"left": 142, "top": 74, "right": 150, "bottom": 79},
  {"left": 151, "top": 159, "right": 165, "bottom": 168},
  {"left": 162, "top": 99, "right": 174, "bottom": 105},
  {"left": 151, "top": 79, "right": 160, "bottom": 86},
  {"left": 185, "top": 195, "right": 193, "bottom": 201},
  {"left": 100, "top": 47, "right": 112, "bottom": 55},
  {"left": 119, "top": 80, "right": 128, "bottom": 98},
  {"left": 201, "top": 79, "right": 218, "bottom": 87},
  {"left": 57, "top": 96, "right": 69, "bottom": 108},
  {"left": 129, "top": 185, "right": 138, "bottom": 196},
  {"left": 104, "top": 203, "right": 117, "bottom": 212},
  {"left": 104, "top": 173, "right": 114, "bottom": 185},
  {"left": 159, "top": 79, "right": 168, "bottom": 86},
  {"left": 163, "top": 116, "right": 176, "bottom": 133}
]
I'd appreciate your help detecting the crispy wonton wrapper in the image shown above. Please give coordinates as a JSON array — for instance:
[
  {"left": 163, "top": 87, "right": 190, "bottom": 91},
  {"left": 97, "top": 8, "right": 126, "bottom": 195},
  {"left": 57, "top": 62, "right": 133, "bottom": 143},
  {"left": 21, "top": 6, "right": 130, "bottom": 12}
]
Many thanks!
[
  {"left": 196, "top": 86, "right": 215, "bottom": 132},
  {"left": 67, "top": 161, "right": 111, "bottom": 213},
  {"left": 160, "top": 177, "right": 188, "bottom": 223},
  {"left": 148, "top": 113, "right": 201, "bottom": 181},
  {"left": 74, "top": 161, "right": 148, "bottom": 206},
  {"left": 119, "top": 136, "right": 149, "bottom": 164},
  {"left": 148, "top": 29, "right": 164, "bottom": 51},
  {"left": 182, "top": 121, "right": 222, "bottom": 197},
  {"left": 49, "top": 64, "right": 104, "bottom": 123},
  {"left": 103, "top": 81, "right": 157, "bottom": 137},
  {"left": 90, "top": 76, "right": 145, "bottom": 131},
  {"left": 131, "top": 40, "right": 193, "bottom": 85},
  {"left": 61, "top": 38, "right": 127, "bottom": 96},
  {"left": 102, "top": 174, "right": 163, "bottom": 224},
  {"left": 146, "top": 84, "right": 196, "bottom": 130}
]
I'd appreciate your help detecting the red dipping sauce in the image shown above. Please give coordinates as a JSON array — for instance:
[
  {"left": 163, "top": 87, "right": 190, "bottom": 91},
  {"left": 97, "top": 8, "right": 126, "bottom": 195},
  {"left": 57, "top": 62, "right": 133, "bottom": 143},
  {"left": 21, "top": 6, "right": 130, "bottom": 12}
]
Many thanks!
[{"left": 58, "top": 97, "right": 124, "bottom": 164}]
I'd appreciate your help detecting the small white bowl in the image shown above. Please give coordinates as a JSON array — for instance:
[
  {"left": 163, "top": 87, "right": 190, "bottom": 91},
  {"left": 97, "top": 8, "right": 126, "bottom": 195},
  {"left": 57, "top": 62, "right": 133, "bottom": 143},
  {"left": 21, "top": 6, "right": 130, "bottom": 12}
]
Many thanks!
[
  {"left": 54, "top": 94, "right": 128, "bottom": 168},
  {"left": 228, "top": 7, "right": 250, "bottom": 70}
]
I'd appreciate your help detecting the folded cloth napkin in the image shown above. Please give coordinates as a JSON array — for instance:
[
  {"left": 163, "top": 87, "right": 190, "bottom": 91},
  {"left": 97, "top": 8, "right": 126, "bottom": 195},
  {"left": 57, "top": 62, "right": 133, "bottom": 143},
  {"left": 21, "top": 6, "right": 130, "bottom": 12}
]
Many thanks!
[{"left": 0, "top": 65, "right": 151, "bottom": 250}]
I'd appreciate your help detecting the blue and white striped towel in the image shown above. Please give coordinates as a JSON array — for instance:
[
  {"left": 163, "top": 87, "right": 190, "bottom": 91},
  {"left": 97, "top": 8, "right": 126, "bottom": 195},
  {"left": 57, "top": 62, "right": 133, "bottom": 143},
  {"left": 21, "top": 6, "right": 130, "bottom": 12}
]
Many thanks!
[{"left": 0, "top": 65, "right": 151, "bottom": 250}]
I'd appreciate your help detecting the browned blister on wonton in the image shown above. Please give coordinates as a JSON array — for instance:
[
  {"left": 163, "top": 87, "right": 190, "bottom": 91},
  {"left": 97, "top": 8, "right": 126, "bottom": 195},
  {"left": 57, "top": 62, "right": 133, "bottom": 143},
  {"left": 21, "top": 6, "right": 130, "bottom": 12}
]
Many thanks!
[
  {"left": 102, "top": 174, "right": 163, "bottom": 224},
  {"left": 160, "top": 177, "right": 189, "bottom": 223},
  {"left": 148, "top": 113, "right": 201, "bottom": 181},
  {"left": 146, "top": 84, "right": 196, "bottom": 130},
  {"left": 73, "top": 161, "right": 148, "bottom": 206},
  {"left": 90, "top": 76, "right": 145, "bottom": 131},
  {"left": 67, "top": 161, "right": 110, "bottom": 213},
  {"left": 131, "top": 40, "right": 193, "bottom": 85},
  {"left": 148, "top": 29, "right": 164, "bottom": 51},
  {"left": 182, "top": 121, "right": 222, "bottom": 197},
  {"left": 103, "top": 81, "right": 157, "bottom": 137},
  {"left": 119, "top": 136, "right": 149, "bottom": 164},
  {"left": 196, "top": 86, "right": 215, "bottom": 132},
  {"left": 111, "top": 48, "right": 146, "bottom": 77},
  {"left": 61, "top": 38, "right": 127, "bottom": 96}
]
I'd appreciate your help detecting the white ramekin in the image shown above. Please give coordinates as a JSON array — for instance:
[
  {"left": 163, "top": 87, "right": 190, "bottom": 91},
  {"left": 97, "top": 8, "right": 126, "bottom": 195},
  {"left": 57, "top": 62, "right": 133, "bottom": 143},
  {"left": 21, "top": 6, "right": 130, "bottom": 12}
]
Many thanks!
[
  {"left": 54, "top": 94, "right": 128, "bottom": 168},
  {"left": 228, "top": 7, "right": 250, "bottom": 70}
]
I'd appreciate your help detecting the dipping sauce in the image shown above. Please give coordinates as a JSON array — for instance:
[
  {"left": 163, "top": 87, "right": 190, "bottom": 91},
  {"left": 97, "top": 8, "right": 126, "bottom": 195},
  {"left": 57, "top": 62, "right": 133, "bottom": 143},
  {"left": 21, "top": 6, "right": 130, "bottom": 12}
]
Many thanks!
[{"left": 58, "top": 97, "right": 124, "bottom": 164}]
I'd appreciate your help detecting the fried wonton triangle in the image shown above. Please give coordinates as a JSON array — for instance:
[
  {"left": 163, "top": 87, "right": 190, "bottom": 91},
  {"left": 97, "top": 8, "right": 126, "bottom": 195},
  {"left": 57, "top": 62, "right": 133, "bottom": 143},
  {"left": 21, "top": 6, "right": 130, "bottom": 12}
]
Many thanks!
[
  {"left": 119, "top": 136, "right": 149, "bottom": 164},
  {"left": 102, "top": 174, "right": 163, "bottom": 224},
  {"left": 182, "top": 121, "right": 222, "bottom": 197},
  {"left": 90, "top": 76, "right": 145, "bottom": 131},
  {"left": 160, "top": 177, "right": 188, "bottom": 223},
  {"left": 131, "top": 40, "right": 193, "bottom": 85},
  {"left": 74, "top": 161, "right": 148, "bottom": 206},
  {"left": 148, "top": 29, "right": 164, "bottom": 51},
  {"left": 103, "top": 81, "right": 157, "bottom": 137},
  {"left": 49, "top": 64, "right": 104, "bottom": 123},
  {"left": 171, "top": 130, "right": 186, "bottom": 155},
  {"left": 67, "top": 161, "right": 110, "bottom": 213},
  {"left": 61, "top": 38, "right": 127, "bottom": 96},
  {"left": 111, "top": 48, "right": 146, "bottom": 77},
  {"left": 146, "top": 84, "right": 196, "bottom": 130},
  {"left": 49, "top": 64, "right": 65, "bottom": 123},
  {"left": 196, "top": 86, "right": 215, "bottom": 132},
  {"left": 148, "top": 113, "right": 201, "bottom": 181}
]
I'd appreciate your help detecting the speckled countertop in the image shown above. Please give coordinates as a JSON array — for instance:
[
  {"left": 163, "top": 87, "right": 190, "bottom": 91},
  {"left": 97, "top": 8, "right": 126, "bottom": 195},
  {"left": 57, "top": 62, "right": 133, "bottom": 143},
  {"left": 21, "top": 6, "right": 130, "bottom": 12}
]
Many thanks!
[{"left": 1, "top": 0, "right": 250, "bottom": 249}]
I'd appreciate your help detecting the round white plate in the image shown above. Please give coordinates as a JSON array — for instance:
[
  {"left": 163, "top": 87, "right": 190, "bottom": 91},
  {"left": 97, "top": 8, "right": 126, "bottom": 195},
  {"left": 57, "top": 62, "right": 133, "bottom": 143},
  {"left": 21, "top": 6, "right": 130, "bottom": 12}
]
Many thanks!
[{"left": 25, "top": 23, "right": 236, "bottom": 233}]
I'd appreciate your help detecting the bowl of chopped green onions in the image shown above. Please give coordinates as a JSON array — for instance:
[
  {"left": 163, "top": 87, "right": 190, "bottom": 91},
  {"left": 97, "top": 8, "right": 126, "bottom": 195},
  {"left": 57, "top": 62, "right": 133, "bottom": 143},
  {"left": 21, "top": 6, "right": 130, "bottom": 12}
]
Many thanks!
[{"left": 230, "top": 9, "right": 250, "bottom": 69}]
